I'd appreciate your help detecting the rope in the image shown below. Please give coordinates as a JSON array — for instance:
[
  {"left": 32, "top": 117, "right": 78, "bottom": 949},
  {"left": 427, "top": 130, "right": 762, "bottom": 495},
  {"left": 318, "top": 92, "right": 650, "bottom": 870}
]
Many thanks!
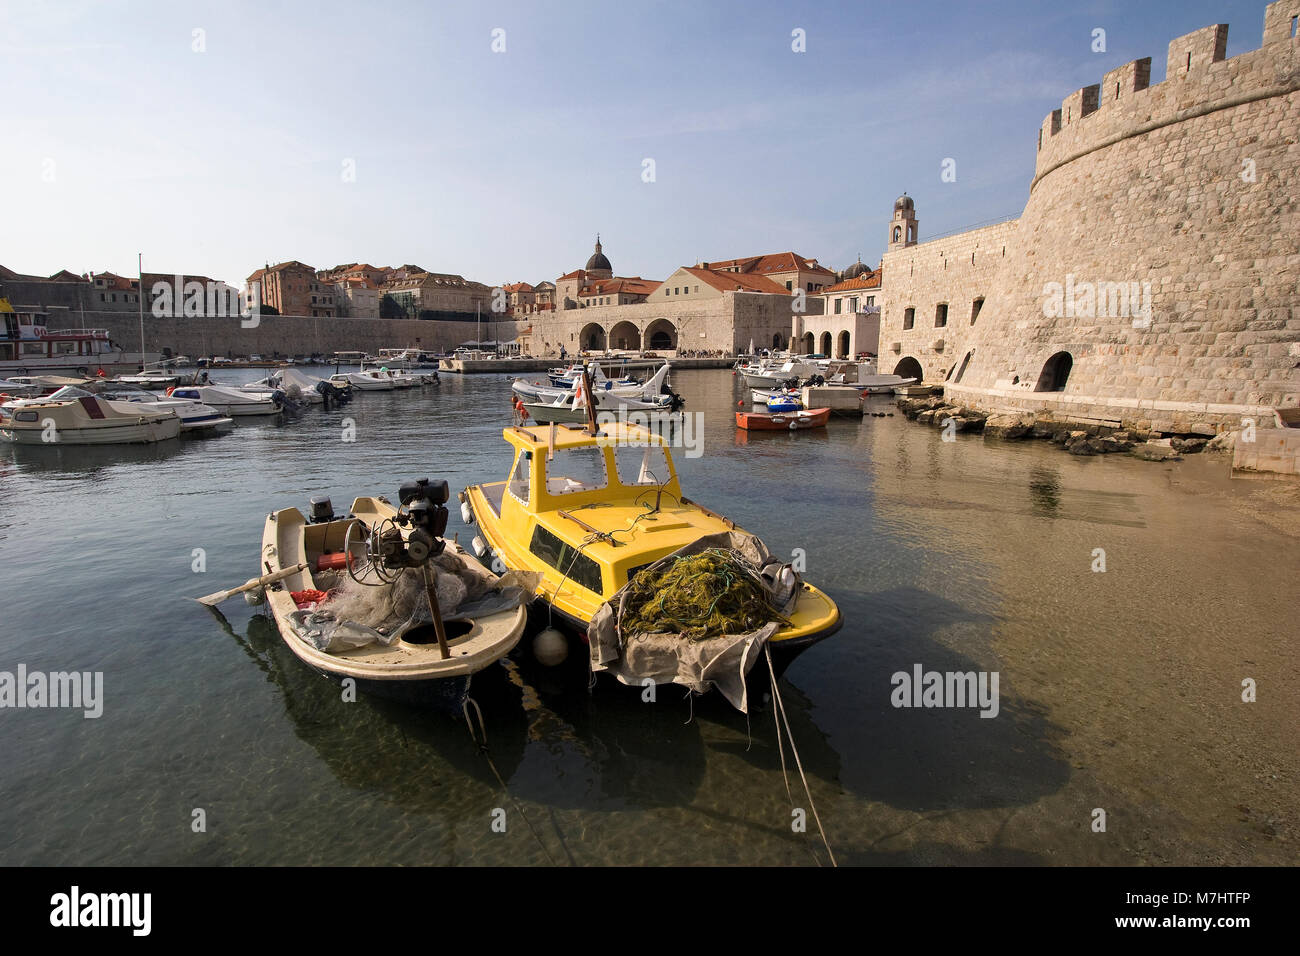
[
  {"left": 765, "top": 645, "right": 837, "bottom": 867},
  {"left": 462, "top": 697, "right": 560, "bottom": 866}
]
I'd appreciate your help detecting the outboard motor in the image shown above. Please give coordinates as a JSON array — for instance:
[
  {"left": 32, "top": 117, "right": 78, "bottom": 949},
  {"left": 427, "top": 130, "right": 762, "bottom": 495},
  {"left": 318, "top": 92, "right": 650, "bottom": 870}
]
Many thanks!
[{"left": 375, "top": 478, "right": 451, "bottom": 569}]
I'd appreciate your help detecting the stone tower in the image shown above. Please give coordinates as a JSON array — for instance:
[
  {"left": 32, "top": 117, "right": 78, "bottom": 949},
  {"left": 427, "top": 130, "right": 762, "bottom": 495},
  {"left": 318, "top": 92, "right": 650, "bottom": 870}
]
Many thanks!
[{"left": 889, "top": 194, "right": 918, "bottom": 250}]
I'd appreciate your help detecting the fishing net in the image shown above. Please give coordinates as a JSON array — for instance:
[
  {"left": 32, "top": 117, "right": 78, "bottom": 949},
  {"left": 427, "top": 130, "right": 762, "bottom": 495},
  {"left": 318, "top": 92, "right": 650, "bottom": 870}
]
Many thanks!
[
  {"left": 588, "top": 530, "right": 803, "bottom": 712},
  {"left": 620, "top": 548, "right": 790, "bottom": 642}
]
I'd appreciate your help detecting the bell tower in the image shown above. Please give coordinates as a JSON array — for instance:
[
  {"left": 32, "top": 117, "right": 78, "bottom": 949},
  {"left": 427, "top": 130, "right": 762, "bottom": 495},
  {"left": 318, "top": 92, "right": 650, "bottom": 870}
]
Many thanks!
[{"left": 889, "top": 193, "right": 918, "bottom": 250}]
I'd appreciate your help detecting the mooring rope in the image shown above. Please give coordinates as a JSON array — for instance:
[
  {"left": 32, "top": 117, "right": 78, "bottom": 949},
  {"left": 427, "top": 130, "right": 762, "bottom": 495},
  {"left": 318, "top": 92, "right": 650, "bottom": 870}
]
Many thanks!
[
  {"left": 765, "top": 645, "right": 837, "bottom": 867},
  {"left": 462, "top": 696, "right": 560, "bottom": 866}
]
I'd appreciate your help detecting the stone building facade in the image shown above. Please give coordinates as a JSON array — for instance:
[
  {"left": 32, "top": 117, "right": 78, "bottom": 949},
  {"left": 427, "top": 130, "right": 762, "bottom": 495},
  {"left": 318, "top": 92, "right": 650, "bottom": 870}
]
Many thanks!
[{"left": 880, "top": 1, "right": 1300, "bottom": 433}]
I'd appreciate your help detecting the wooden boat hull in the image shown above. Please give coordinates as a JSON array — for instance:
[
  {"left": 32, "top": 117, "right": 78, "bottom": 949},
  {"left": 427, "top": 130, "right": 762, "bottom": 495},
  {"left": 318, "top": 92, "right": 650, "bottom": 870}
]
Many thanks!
[
  {"left": 735, "top": 407, "right": 830, "bottom": 430},
  {"left": 260, "top": 497, "right": 529, "bottom": 708}
]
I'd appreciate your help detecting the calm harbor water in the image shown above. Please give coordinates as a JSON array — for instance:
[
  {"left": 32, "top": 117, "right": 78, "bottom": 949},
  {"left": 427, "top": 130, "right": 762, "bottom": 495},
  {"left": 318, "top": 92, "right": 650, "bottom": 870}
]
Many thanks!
[{"left": 1, "top": 368, "right": 1295, "bottom": 866}]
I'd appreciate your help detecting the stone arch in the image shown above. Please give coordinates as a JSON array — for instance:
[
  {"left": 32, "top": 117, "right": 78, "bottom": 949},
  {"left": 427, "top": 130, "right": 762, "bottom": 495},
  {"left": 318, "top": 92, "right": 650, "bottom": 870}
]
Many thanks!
[
  {"left": 893, "top": 226, "right": 902, "bottom": 242},
  {"left": 1035, "top": 351, "right": 1073, "bottom": 392},
  {"left": 802, "top": 331, "right": 814, "bottom": 353},
  {"left": 608, "top": 320, "right": 639, "bottom": 351},
  {"left": 643, "top": 318, "right": 676, "bottom": 351},
  {"left": 819, "top": 331, "right": 832, "bottom": 356},
  {"left": 894, "top": 356, "right": 923, "bottom": 380},
  {"left": 580, "top": 322, "right": 606, "bottom": 351},
  {"left": 837, "top": 330, "right": 851, "bottom": 359},
  {"left": 772, "top": 332, "right": 784, "bottom": 349}
]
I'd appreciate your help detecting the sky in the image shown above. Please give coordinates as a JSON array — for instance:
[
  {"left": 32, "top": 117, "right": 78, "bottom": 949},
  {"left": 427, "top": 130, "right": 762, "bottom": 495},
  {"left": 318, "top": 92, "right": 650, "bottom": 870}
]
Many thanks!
[{"left": 0, "top": 0, "right": 1272, "bottom": 289}]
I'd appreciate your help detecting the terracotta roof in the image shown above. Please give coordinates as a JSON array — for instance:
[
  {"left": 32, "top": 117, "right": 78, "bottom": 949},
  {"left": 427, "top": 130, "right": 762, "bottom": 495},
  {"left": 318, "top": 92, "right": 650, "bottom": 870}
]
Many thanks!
[
  {"left": 503, "top": 282, "right": 535, "bottom": 293},
  {"left": 699, "top": 252, "right": 834, "bottom": 277},
  {"left": 819, "top": 272, "right": 882, "bottom": 294},
  {"left": 679, "top": 266, "right": 789, "bottom": 295},
  {"left": 579, "top": 276, "right": 660, "bottom": 297},
  {"left": 557, "top": 269, "right": 587, "bottom": 281}
]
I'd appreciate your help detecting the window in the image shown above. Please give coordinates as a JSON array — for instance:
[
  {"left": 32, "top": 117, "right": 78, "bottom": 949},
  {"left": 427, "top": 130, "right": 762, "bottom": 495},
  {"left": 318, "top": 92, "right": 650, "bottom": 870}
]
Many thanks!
[
  {"left": 866, "top": 296, "right": 875, "bottom": 306},
  {"left": 614, "top": 444, "right": 670, "bottom": 487},
  {"left": 848, "top": 297, "right": 858, "bottom": 313},
  {"left": 530, "top": 525, "right": 604, "bottom": 595},
  {"left": 785, "top": 281, "right": 793, "bottom": 291},
  {"left": 834, "top": 299, "right": 842, "bottom": 315},
  {"left": 971, "top": 297, "right": 984, "bottom": 325},
  {"left": 806, "top": 282, "right": 812, "bottom": 292},
  {"left": 935, "top": 304, "right": 948, "bottom": 328},
  {"left": 21, "top": 342, "right": 46, "bottom": 356},
  {"left": 903, "top": 308, "right": 915, "bottom": 330},
  {"left": 545, "top": 446, "right": 608, "bottom": 495},
  {"left": 508, "top": 451, "right": 531, "bottom": 504}
]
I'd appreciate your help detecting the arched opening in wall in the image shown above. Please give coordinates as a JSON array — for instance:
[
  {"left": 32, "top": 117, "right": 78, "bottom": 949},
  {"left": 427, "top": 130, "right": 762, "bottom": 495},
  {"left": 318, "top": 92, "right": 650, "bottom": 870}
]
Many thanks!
[
  {"left": 643, "top": 318, "right": 676, "bottom": 352},
  {"left": 802, "top": 331, "right": 814, "bottom": 354},
  {"left": 954, "top": 350, "right": 974, "bottom": 383},
  {"left": 970, "top": 297, "right": 984, "bottom": 325},
  {"left": 1034, "top": 351, "right": 1073, "bottom": 392},
  {"left": 903, "top": 307, "right": 915, "bottom": 330},
  {"left": 819, "top": 331, "right": 832, "bottom": 356},
  {"left": 580, "top": 323, "right": 605, "bottom": 352},
  {"left": 837, "top": 330, "right": 851, "bottom": 359},
  {"left": 894, "top": 356, "right": 923, "bottom": 381},
  {"left": 608, "top": 320, "right": 639, "bottom": 352},
  {"left": 893, "top": 226, "right": 902, "bottom": 242},
  {"left": 772, "top": 333, "right": 784, "bottom": 350}
]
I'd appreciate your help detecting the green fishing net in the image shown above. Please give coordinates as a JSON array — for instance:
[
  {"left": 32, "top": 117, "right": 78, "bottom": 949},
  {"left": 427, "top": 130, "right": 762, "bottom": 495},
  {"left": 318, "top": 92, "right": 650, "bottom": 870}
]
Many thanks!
[{"left": 620, "top": 547, "right": 791, "bottom": 642}]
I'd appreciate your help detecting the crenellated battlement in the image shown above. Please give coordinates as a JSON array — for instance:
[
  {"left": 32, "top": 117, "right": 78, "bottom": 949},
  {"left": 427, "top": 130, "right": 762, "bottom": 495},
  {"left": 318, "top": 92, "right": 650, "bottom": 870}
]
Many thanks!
[{"left": 1033, "top": 0, "right": 1300, "bottom": 188}]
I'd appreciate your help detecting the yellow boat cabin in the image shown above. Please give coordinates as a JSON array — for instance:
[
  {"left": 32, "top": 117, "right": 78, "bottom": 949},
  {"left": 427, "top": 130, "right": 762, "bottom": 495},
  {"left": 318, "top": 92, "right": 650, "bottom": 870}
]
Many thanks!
[{"left": 461, "top": 422, "right": 841, "bottom": 663}]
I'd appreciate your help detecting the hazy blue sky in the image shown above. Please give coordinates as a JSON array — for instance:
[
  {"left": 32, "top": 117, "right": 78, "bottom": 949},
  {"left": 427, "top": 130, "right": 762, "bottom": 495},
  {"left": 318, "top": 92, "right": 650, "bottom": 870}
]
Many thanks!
[{"left": 1, "top": 0, "right": 1270, "bottom": 288}]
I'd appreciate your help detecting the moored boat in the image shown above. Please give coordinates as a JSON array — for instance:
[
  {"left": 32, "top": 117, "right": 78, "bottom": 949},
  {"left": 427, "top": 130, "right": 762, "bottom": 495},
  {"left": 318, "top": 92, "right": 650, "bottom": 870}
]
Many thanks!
[
  {"left": 461, "top": 421, "right": 841, "bottom": 697},
  {"left": 0, "top": 393, "right": 181, "bottom": 444},
  {"left": 735, "top": 407, "right": 830, "bottom": 430},
  {"left": 259, "top": 486, "right": 531, "bottom": 709},
  {"left": 170, "top": 384, "right": 283, "bottom": 416}
]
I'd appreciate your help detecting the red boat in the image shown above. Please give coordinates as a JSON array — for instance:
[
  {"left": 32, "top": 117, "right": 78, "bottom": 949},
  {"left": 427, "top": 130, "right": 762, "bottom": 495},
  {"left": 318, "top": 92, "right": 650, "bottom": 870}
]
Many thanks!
[{"left": 735, "top": 407, "right": 831, "bottom": 431}]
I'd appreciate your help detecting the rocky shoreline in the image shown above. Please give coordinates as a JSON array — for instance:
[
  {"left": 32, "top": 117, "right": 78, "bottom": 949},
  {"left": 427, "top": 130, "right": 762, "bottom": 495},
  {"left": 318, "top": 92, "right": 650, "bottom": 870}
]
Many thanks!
[{"left": 894, "top": 396, "right": 1235, "bottom": 461}]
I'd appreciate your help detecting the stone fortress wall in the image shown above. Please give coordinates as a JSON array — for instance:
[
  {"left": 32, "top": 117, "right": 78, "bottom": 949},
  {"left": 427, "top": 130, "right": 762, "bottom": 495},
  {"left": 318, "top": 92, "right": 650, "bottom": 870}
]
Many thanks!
[
  {"left": 888, "top": 0, "right": 1300, "bottom": 433},
  {"left": 33, "top": 307, "right": 528, "bottom": 361}
]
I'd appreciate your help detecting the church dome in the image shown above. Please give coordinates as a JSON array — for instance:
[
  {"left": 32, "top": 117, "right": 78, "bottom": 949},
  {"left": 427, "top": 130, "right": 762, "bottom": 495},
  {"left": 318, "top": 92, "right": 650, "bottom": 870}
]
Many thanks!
[
  {"left": 585, "top": 235, "right": 612, "bottom": 273},
  {"left": 843, "top": 256, "right": 870, "bottom": 280},
  {"left": 894, "top": 193, "right": 914, "bottom": 214}
]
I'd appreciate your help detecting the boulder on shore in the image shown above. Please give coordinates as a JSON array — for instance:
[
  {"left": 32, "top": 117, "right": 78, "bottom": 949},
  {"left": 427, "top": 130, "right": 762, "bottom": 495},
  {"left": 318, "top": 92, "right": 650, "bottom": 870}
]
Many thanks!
[
  {"left": 1130, "top": 442, "right": 1182, "bottom": 462},
  {"left": 984, "top": 413, "right": 1035, "bottom": 440}
]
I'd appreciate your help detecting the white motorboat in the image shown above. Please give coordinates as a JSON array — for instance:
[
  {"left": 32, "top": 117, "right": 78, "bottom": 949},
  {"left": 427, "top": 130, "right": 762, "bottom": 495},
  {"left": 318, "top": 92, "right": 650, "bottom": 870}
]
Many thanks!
[
  {"left": 330, "top": 369, "right": 396, "bottom": 391},
  {"left": 0, "top": 393, "right": 181, "bottom": 445},
  {"left": 243, "top": 367, "right": 331, "bottom": 405},
  {"left": 514, "top": 362, "right": 670, "bottom": 403},
  {"left": 170, "top": 384, "right": 282, "bottom": 416},
  {"left": 5, "top": 381, "right": 232, "bottom": 434},
  {"left": 740, "top": 358, "right": 820, "bottom": 389}
]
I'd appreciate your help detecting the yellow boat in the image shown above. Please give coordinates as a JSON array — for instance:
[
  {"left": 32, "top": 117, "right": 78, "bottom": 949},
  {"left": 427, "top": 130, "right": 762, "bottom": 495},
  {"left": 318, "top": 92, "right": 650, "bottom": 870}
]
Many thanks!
[{"left": 461, "top": 421, "right": 841, "bottom": 680}]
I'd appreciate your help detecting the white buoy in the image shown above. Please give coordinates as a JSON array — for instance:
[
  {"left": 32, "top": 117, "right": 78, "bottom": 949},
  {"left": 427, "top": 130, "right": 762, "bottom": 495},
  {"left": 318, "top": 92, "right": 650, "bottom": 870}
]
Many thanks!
[{"left": 533, "top": 627, "right": 568, "bottom": 666}]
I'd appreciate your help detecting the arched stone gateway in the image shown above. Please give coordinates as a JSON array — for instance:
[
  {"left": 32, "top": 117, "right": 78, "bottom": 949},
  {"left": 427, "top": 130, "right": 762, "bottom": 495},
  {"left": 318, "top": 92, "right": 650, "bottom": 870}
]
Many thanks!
[
  {"left": 894, "top": 356, "right": 923, "bottom": 381},
  {"left": 1035, "top": 351, "right": 1073, "bottom": 392},
  {"left": 608, "top": 320, "right": 639, "bottom": 351},
  {"left": 580, "top": 323, "right": 606, "bottom": 352},
  {"left": 819, "top": 331, "right": 832, "bottom": 356},
  {"left": 802, "top": 331, "right": 814, "bottom": 353},
  {"left": 643, "top": 318, "right": 677, "bottom": 351},
  {"left": 772, "top": 333, "right": 785, "bottom": 349},
  {"left": 837, "top": 330, "right": 851, "bottom": 359}
]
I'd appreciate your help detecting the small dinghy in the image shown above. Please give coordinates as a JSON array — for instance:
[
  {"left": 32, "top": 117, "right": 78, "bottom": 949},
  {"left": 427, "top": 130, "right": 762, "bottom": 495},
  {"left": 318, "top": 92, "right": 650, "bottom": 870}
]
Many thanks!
[
  {"left": 765, "top": 390, "right": 803, "bottom": 413},
  {"left": 735, "top": 407, "right": 830, "bottom": 431},
  {"left": 259, "top": 481, "right": 534, "bottom": 710}
]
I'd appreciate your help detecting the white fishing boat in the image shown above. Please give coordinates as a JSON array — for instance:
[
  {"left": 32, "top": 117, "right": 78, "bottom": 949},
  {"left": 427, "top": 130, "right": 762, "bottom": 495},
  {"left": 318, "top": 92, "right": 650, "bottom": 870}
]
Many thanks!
[
  {"left": 514, "top": 362, "right": 670, "bottom": 403},
  {"left": 522, "top": 374, "right": 682, "bottom": 424},
  {"left": 170, "top": 384, "right": 283, "bottom": 416},
  {"left": 0, "top": 393, "right": 181, "bottom": 445},
  {"left": 740, "top": 358, "right": 820, "bottom": 389},
  {"left": 242, "top": 367, "right": 338, "bottom": 405},
  {"left": 4, "top": 381, "right": 232, "bottom": 434},
  {"left": 258, "top": 484, "right": 533, "bottom": 710}
]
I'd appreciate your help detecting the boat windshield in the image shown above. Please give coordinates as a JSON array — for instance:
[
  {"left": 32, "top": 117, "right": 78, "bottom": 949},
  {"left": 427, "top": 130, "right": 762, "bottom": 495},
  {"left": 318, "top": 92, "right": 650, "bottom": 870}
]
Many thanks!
[
  {"left": 45, "top": 386, "right": 93, "bottom": 400},
  {"left": 613, "top": 444, "right": 670, "bottom": 487},
  {"left": 544, "top": 446, "right": 608, "bottom": 496}
]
